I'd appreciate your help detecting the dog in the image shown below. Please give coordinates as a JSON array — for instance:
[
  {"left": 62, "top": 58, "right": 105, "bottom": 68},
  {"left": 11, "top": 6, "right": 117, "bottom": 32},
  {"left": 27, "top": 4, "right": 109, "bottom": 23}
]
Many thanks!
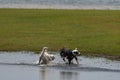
[
  {"left": 38, "top": 47, "right": 55, "bottom": 64},
  {"left": 60, "top": 47, "right": 80, "bottom": 65}
]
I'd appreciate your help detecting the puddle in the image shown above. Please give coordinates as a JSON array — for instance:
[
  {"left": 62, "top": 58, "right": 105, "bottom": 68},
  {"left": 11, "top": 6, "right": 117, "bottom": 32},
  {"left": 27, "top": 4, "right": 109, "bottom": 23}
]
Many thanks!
[{"left": 0, "top": 51, "right": 120, "bottom": 80}]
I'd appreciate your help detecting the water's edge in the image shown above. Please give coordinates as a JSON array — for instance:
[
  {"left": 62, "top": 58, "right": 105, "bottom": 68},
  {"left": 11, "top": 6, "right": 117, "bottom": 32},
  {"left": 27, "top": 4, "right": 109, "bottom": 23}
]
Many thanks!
[{"left": 0, "top": 51, "right": 120, "bottom": 72}]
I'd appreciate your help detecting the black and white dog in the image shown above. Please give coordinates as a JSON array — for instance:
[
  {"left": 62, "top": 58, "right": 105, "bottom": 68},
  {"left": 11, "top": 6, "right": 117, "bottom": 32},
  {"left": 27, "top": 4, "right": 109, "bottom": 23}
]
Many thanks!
[
  {"left": 60, "top": 47, "right": 80, "bottom": 65},
  {"left": 38, "top": 47, "right": 55, "bottom": 64}
]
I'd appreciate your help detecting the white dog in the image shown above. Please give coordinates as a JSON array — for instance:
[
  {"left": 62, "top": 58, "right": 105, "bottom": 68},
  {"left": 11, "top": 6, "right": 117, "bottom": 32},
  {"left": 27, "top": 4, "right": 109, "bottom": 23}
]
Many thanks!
[{"left": 38, "top": 47, "right": 55, "bottom": 64}]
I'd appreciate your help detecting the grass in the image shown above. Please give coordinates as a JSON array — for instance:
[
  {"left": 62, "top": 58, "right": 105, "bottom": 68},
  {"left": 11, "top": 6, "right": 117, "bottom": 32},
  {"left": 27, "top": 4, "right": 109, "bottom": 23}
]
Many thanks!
[{"left": 0, "top": 8, "right": 120, "bottom": 57}]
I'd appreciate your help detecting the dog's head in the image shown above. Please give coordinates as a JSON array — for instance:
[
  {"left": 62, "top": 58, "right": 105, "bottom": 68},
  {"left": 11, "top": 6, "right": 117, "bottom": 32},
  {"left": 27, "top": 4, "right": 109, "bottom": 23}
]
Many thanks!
[
  {"left": 42, "top": 47, "right": 48, "bottom": 51},
  {"left": 72, "top": 48, "right": 81, "bottom": 56}
]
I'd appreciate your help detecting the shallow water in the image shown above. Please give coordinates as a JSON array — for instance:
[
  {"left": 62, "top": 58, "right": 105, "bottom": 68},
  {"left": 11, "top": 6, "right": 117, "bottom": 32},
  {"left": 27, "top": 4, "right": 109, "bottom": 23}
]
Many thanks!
[
  {"left": 0, "top": 0, "right": 120, "bottom": 9},
  {"left": 0, "top": 51, "right": 120, "bottom": 80}
]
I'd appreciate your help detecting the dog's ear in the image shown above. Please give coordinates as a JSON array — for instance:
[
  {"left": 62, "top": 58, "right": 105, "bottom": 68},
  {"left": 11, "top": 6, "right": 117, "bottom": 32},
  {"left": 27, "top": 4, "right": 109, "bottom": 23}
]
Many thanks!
[{"left": 43, "top": 47, "right": 48, "bottom": 49}]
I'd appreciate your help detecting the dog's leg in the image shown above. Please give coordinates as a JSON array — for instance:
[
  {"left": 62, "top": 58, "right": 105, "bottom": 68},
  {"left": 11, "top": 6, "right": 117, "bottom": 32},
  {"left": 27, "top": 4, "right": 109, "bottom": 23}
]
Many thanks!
[
  {"left": 68, "top": 58, "right": 72, "bottom": 65},
  {"left": 74, "top": 56, "right": 79, "bottom": 64},
  {"left": 62, "top": 57, "right": 66, "bottom": 62},
  {"left": 38, "top": 56, "right": 42, "bottom": 64}
]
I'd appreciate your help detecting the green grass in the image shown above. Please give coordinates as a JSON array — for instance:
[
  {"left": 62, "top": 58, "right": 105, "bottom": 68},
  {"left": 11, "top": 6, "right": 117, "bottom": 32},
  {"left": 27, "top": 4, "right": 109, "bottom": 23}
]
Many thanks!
[{"left": 0, "top": 9, "right": 120, "bottom": 56}]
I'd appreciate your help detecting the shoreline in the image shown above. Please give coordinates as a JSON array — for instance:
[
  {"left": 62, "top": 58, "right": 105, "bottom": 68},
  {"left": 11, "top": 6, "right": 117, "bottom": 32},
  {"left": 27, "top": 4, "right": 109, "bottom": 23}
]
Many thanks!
[
  {"left": 0, "top": 50, "right": 120, "bottom": 61},
  {"left": 0, "top": 3, "right": 120, "bottom": 10}
]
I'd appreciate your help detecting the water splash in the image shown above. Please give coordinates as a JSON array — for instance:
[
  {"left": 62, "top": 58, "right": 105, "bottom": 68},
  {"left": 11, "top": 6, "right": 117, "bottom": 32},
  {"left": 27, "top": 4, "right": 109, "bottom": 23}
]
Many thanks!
[{"left": 0, "top": 52, "right": 120, "bottom": 72}]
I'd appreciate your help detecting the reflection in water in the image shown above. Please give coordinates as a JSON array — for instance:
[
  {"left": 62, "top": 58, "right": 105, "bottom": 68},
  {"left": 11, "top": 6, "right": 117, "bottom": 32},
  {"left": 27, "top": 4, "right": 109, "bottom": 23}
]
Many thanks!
[
  {"left": 39, "top": 67, "right": 46, "bottom": 80},
  {"left": 38, "top": 67, "right": 79, "bottom": 80},
  {"left": 39, "top": 67, "right": 59, "bottom": 80},
  {"left": 60, "top": 71, "right": 79, "bottom": 80}
]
